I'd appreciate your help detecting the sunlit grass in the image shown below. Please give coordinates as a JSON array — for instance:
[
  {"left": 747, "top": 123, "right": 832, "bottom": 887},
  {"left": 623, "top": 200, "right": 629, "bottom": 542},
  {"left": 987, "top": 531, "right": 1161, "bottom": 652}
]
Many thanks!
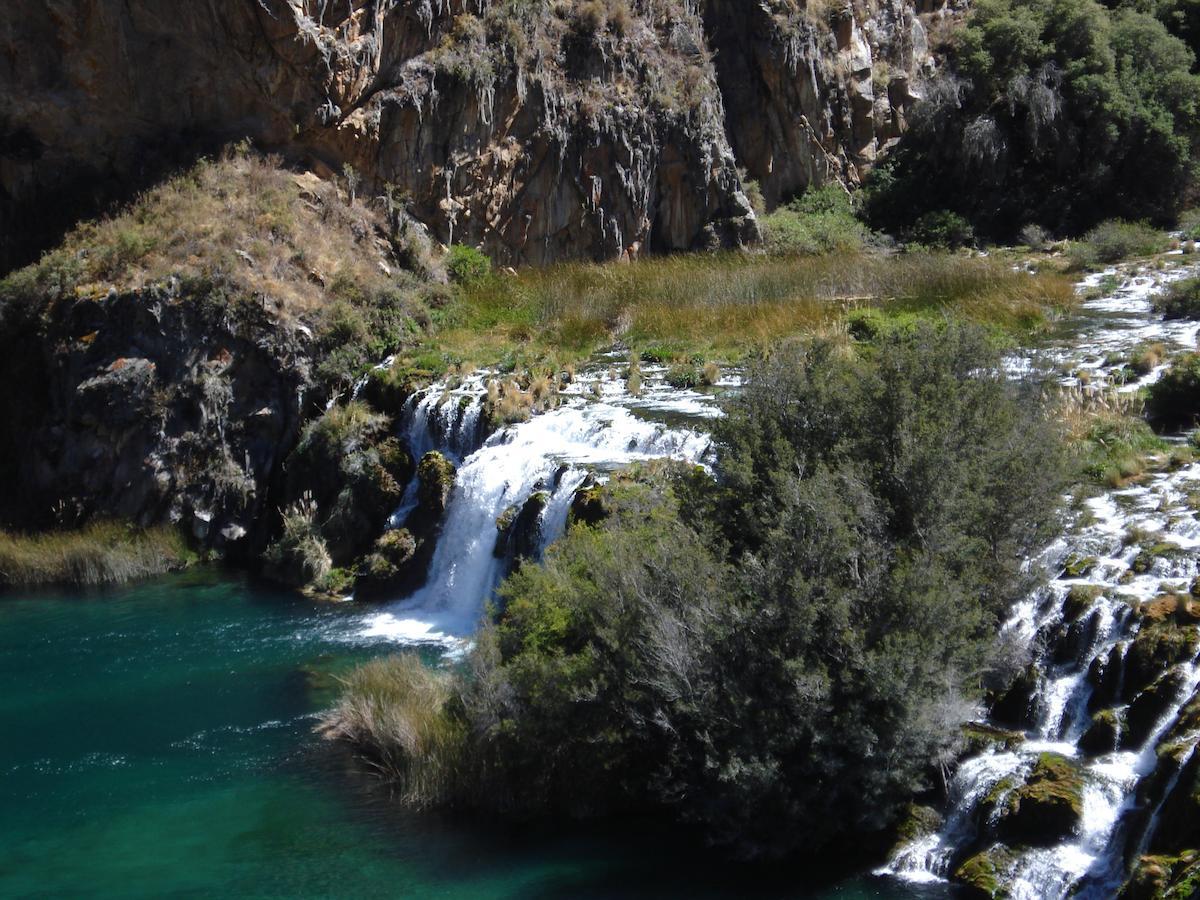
[
  {"left": 397, "top": 250, "right": 1077, "bottom": 374},
  {"left": 0, "top": 522, "right": 191, "bottom": 587}
]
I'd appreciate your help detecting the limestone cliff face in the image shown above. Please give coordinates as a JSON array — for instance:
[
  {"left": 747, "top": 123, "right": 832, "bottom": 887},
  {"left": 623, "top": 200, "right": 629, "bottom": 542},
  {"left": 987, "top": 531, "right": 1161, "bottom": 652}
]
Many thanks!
[
  {"left": 0, "top": 0, "right": 949, "bottom": 272},
  {"left": 704, "top": 0, "right": 938, "bottom": 207},
  {"left": 0, "top": 0, "right": 758, "bottom": 272}
]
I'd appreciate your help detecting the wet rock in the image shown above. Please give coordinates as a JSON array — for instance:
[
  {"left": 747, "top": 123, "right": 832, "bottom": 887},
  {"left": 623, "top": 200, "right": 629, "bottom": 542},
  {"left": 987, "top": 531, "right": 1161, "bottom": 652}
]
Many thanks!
[
  {"left": 990, "top": 665, "right": 1040, "bottom": 730},
  {"left": 1064, "top": 583, "right": 1105, "bottom": 622},
  {"left": 494, "top": 491, "right": 549, "bottom": 563},
  {"left": 1124, "top": 668, "right": 1194, "bottom": 749},
  {"left": 954, "top": 844, "right": 1018, "bottom": 898},
  {"left": 1080, "top": 708, "right": 1122, "bottom": 756},
  {"left": 569, "top": 479, "right": 610, "bottom": 528},
  {"left": 355, "top": 529, "right": 421, "bottom": 601},
  {"left": 1090, "top": 642, "right": 1128, "bottom": 713},
  {"left": 1120, "top": 850, "right": 1200, "bottom": 899},
  {"left": 994, "top": 753, "right": 1084, "bottom": 847},
  {"left": 417, "top": 452, "right": 457, "bottom": 519},
  {"left": 1124, "top": 623, "right": 1200, "bottom": 702}
]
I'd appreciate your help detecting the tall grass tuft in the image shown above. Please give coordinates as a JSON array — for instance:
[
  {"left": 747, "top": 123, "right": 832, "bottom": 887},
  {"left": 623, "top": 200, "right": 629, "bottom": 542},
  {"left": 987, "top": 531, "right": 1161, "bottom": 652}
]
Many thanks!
[
  {"left": 0, "top": 522, "right": 190, "bottom": 587},
  {"left": 318, "top": 655, "right": 467, "bottom": 807}
]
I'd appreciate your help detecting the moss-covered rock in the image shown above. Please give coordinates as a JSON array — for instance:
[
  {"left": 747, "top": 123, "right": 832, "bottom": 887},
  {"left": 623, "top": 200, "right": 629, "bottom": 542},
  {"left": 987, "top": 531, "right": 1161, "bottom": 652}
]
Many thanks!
[
  {"left": 1133, "top": 543, "right": 1188, "bottom": 576},
  {"left": 355, "top": 528, "right": 421, "bottom": 600},
  {"left": 962, "top": 723, "right": 1026, "bottom": 756},
  {"left": 1121, "top": 850, "right": 1200, "bottom": 899},
  {"left": 1062, "top": 554, "right": 1099, "bottom": 578},
  {"left": 417, "top": 451, "right": 457, "bottom": 518},
  {"left": 569, "top": 480, "right": 610, "bottom": 527},
  {"left": 1124, "top": 622, "right": 1200, "bottom": 701},
  {"left": 994, "top": 753, "right": 1084, "bottom": 846},
  {"left": 1064, "top": 584, "right": 1106, "bottom": 621},
  {"left": 1080, "top": 708, "right": 1122, "bottom": 755},
  {"left": 954, "top": 844, "right": 1018, "bottom": 898},
  {"left": 887, "top": 803, "right": 943, "bottom": 859}
]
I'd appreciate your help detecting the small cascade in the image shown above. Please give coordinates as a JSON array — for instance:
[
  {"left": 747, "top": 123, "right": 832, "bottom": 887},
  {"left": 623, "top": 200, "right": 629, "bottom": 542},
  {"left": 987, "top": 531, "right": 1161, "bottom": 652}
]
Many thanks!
[
  {"left": 881, "top": 259, "right": 1200, "bottom": 897},
  {"left": 360, "top": 364, "right": 722, "bottom": 646}
]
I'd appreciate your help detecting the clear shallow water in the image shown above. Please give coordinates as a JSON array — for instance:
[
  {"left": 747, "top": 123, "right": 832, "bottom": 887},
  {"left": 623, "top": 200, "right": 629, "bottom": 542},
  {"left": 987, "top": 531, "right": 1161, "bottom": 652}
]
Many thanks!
[{"left": 0, "top": 569, "right": 954, "bottom": 898}]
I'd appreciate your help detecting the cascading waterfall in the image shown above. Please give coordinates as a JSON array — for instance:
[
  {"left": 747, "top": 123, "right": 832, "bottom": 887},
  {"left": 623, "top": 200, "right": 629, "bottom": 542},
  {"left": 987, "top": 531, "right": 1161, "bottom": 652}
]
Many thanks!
[
  {"left": 882, "top": 255, "right": 1200, "bottom": 897},
  {"left": 359, "top": 363, "right": 725, "bottom": 646}
]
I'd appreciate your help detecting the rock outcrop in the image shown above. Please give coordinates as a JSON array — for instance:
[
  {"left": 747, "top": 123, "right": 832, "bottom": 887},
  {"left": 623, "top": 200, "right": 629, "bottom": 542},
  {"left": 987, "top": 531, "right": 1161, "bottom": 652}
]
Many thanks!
[
  {"left": 703, "top": 0, "right": 938, "bottom": 207},
  {"left": 0, "top": 0, "right": 759, "bottom": 272},
  {"left": 0, "top": 0, "right": 952, "bottom": 272}
]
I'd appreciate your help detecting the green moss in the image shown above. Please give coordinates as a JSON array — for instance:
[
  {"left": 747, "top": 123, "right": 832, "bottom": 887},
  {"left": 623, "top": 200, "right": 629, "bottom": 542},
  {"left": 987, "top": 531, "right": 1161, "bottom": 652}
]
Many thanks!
[
  {"left": 955, "top": 845, "right": 1017, "bottom": 897},
  {"left": 963, "top": 724, "right": 1026, "bottom": 755},
  {"left": 1064, "top": 584, "right": 1105, "bottom": 621},
  {"left": 1063, "top": 554, "right": 1099, "bottom": 578},
  {"left": 995, "top": 753, "right": 1084, "bottom": 846}
]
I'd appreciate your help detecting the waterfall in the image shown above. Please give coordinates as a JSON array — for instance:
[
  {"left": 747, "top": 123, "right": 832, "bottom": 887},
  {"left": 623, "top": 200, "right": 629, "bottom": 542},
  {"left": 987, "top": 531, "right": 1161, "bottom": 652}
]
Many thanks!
[
  {"left": 880, "top": 258, "right": 1200, "bottom": 897},
  {"left": 358, "top": 364, "right": 723, "bottom": 646}
]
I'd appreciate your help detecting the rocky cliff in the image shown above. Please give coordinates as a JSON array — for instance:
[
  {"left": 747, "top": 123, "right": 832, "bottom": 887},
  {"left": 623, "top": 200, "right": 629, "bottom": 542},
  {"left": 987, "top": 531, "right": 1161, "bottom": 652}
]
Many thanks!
[{"left": 0, "top": 0, "right": 944, "bottom": 272}]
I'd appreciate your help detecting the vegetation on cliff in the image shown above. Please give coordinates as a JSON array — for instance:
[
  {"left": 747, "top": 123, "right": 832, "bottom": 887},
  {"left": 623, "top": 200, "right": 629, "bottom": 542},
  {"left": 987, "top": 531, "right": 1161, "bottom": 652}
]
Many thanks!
[
  {"left": 868, "top": 0, "right": 1200, "bottom": 238},
  {"left": 324, "top": 322, "right": 1068, "bottom": 858}
]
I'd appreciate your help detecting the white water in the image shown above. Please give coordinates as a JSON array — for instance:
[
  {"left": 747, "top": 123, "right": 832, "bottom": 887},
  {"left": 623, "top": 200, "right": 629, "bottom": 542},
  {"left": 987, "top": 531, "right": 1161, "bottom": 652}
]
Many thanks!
[
  {"left": 359, "top": 365, "right": 722, "bottom": 646},
  {"left": 882, "top": 257, "right": 1200, "bottom": 897}
]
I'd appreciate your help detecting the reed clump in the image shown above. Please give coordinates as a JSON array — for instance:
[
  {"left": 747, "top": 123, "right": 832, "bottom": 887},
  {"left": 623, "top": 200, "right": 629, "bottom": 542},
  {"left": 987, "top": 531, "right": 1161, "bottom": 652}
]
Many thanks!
[
  {"left": 0, "top": 522, "right": 190, "bottom": 587},
  {"left": 317, "top": 655, "right": 467, "bottom": 807}
]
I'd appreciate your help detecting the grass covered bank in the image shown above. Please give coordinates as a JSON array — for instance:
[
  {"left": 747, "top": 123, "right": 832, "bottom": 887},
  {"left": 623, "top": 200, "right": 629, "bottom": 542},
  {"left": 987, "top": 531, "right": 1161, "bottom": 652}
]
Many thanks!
[
  {"left": 393, "top": 250, "right": 1077, "bottom": 376},
  {"left": 323, "top": 322, "right": 1069, "bottom": 859},
  {"left": 0, "top": 523, "right": 192, "bottom": 588}
]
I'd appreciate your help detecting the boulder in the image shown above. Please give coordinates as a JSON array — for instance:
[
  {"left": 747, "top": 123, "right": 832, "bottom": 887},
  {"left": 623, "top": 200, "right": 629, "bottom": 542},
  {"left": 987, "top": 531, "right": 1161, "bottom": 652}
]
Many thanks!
[{"left": 994, "top": 753, "right": 1084, "bottom": 847}]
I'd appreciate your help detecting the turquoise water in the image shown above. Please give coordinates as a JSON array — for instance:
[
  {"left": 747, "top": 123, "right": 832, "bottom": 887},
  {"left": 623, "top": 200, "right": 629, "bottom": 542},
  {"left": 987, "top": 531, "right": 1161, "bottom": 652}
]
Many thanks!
[{"left": 0, "top": 570, "right": 956, "bottom": 898}]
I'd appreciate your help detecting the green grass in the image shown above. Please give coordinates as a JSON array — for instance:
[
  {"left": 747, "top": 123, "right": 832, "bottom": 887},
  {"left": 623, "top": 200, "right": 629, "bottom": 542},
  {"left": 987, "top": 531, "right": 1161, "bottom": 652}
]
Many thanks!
[
  {"left": 1060, "top": 389, "right": 1169, "bottom": 486},
  {"left": 389, "top": 250, "right": 1077, "bottom": 376},
  {"left": 1154, "top": 277, "right": 1200, "bottom": 320},
  {"left": 0, "top": 522, "right": 191, "bottom": 587}
]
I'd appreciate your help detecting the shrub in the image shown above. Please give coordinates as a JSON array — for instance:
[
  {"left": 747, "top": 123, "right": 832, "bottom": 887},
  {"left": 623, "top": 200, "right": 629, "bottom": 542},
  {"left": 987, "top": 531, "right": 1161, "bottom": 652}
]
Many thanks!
[
  {"left": 1154, "top": 277, "right": 1200, "bottom": 319},
  {"left": 1147, "top": 353, "right": 1200, "bottom": 428},
  {"left": 867, "top": 0, "right": 1200, "bottom": 238},
  {"left": 263, "top": 493, "right": 332, "bottom": 588},
  {"left": 445, "top": 244, "right": 492, "bottom": 286},
  {"left": 760, "top": 184, "right": 870, "bottom": 255},
  {"left": 334, "top": 323, "right": 1067, "bottom": 859},
  {"left": 911, "top": 209, "right": 975, "bottom": 249},
  {"left": 1020, "top": 223, "right": 1049, "bottom": 250},
  {"left": 1068, "top": 221, "right": 1170, "bottom": 268}
]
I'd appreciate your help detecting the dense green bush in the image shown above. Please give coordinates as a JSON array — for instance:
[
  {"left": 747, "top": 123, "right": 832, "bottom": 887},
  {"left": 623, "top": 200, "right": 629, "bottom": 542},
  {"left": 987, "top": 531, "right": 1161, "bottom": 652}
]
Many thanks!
[
  {"left": 867, "top": 0, "right": 1200, "bottom": 238},
  {"left": 328, "top": 324, "right": 1067, "bottom": 859},
  {"left": 910, "top": 210, "right": 976, "bottom": 249},
  {"left": 1067, "top": 220, "right": 1171, "bottom": 268},
  {"left": 1154, "top": 277, "right": 1200, "bottom": 318},
  {"left": 1147, "top": 352, "right": 1200, "bottom": 427},
  {"left": 760, "top": 184, "right": 870, "bottom": 255},
  {"left": 445, "top": 244, "right": 493, "bottom": 286}
]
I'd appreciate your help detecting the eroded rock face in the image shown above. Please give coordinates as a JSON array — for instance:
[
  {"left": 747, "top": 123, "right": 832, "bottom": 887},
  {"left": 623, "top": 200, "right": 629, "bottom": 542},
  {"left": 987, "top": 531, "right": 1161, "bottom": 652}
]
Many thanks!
[
  {"left": 0, "top": 0, "right": 760, "bottom": 271},
  {"left": 2, "top": 281, "right": 312, "bottom": 553},
  {"left": 703, "top": 0, "right": 940, "bottom": 206}
]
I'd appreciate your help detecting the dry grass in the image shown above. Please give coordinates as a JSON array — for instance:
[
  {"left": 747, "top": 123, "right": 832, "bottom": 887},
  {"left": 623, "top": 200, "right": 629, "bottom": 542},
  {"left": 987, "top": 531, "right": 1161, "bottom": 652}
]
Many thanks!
[
  {"left": 1058, "top": 388, "right": 1169, "bottom": 485},
  {"left": 318, "top": 655, "right": 467, "bottom": 807},
  {"left": 399, "top": 250, "right": 1077, "bottom": 374},
  {"left": 37, "top": 147, "right": 406, "bottom": 317},
  {"left": 0, "top": 522, "right": 190, "bottom": 587}
]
